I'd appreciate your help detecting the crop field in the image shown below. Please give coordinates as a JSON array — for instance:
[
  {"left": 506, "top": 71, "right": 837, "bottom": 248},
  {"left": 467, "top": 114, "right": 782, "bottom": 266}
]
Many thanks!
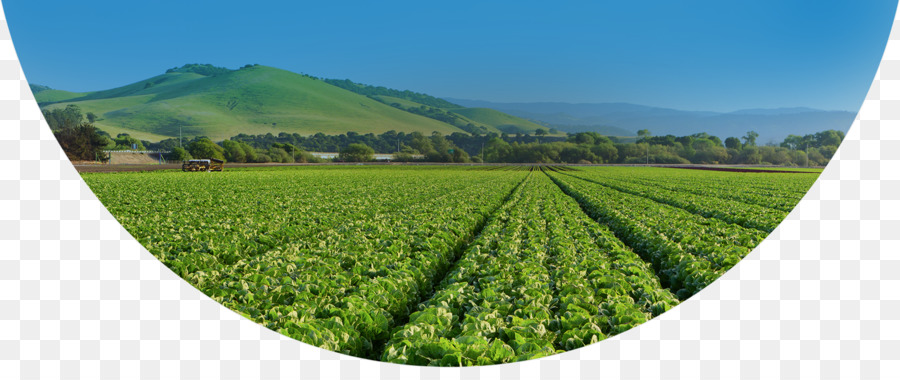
[{"left": 81, "top": 165, "right": 818, "bottom": 365}]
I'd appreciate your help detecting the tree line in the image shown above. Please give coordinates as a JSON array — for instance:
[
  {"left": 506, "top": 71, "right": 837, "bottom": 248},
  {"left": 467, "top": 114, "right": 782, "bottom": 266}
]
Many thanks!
[
  {"left": 43, "top": 105, "right": 148, "bottom": 162},
  {"left": 45, "top": 104, "right": 844, "bottom": 167}
]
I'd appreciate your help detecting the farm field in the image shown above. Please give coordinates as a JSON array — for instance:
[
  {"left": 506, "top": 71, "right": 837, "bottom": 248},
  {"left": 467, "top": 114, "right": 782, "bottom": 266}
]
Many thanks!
[{"left": 81, "top": 165, "right": 819, "bottom": 365}]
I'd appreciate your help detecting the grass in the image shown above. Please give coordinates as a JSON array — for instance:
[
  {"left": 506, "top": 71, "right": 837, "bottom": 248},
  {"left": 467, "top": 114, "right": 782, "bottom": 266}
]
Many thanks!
[
  {"left": 33, "top": 89, "right": 88, "bottom": 104},
  {"left": 38, "top": 66, "right": 467, "bottom": 141}
]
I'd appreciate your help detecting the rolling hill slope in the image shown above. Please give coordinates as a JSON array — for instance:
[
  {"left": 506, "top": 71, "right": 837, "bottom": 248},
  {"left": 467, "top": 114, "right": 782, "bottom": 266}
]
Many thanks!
[
  {"left": 323, "top": 78, "right": 555, "bottom": 136},
  {"left": 36, "top": 65, "right": 468, "bottom": 141},
  {"left": 446, "top": 107, "right": 555, "bottom": 135},
  {"left": 30, "top": 84, "right": 87, "bottom": 104}
]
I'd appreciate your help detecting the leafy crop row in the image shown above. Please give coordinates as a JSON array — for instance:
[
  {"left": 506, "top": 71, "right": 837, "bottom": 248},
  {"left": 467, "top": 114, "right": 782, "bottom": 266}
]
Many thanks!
[
  {"left": 84, "top": 167, "right": 528, "bottom": 357},
  {"left": 582, "top": 167, "right": 814, "bottom": 212},
  {"left": 546, "top": 170, "right": 768, "bottom": 299},
  {"left": 82, "top": 165, "right": 811, "bottom": 365},
  {"left": 381, "top": 172, "right": 677, "bottom": 365},
  {"left": 556, "top": 169, "right": 788, "bottom": 232}
]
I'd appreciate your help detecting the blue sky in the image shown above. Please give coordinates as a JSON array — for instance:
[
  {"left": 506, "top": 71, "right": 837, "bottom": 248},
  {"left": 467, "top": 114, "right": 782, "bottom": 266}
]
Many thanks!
[{"left": 4, "top": 1, "right": 896, "bottom": 112}]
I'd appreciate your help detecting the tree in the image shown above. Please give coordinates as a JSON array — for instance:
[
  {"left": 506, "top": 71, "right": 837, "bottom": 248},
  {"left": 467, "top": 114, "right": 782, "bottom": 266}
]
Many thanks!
[
  {"left": 409, "top": 132, "right": 434, "bottom": 154},
  {"left": 86, "top": 112, "right": 98, "bottom": 123},
  {"left": 167, "top": 147, "right": 191, "bottom": 161},
  {"left": 736, "top": 146, "right": 762, "bottom": 164},
  {"left": 267, "top": 147, "right": 292, "bottom": 163},
  {"left": 43, "top": 104, "right": 84, "bottom": 130},
  {"left": 742, "top": 131, "right": 759, "bottom": 147},
  {"left": 637, "top": 129, "right": 651, "bottom": 138},
  {"left": 725, "top": 137, "right": 742, "bottom": 150},
  {"left": 485, "top": 137, "right": 511, "bottom": 163},
  {"left": 222, "top": 140, "right": 248, "bottom": 163},
  {"left": 570, "top": 132, "right": 595, "bottom": 145},
  {"left": 187, "top": 138, "right": 225, "bottom": 160},
  {"left": 339, "top": 143, "right": 374, "bottom": 162},
  {"left": 815, "top": 130, "right": 844, "bottom": 147},
  {"left": 112, "top": 133, "right": 145, "bottom": 150},
  {"left": 780, "top": 134, "right": 804, "bottom": 150},
  {"left": 534, "top": 128, "right": 547, "bottom": 144},
  {"left": 54, "top": 122, "right": 108, "bottom": 162},
  {"left": 394, "top": 152, "right": 415, "bottom": 162}
]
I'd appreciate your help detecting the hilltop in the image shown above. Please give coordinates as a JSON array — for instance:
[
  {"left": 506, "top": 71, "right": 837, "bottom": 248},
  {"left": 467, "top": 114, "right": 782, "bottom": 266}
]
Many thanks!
[{"left": 34, "top": 64, "right": 552, "bottom": 142}]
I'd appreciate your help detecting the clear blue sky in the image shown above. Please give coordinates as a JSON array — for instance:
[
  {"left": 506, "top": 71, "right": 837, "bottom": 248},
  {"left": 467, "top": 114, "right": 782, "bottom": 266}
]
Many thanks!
[{"left": 4, "top": 0, "right": 896, "bottom": 112}]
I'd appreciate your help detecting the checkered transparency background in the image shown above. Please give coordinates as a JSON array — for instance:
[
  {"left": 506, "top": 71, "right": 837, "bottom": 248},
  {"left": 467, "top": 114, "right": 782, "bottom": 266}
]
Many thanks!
[{"left": 2, "top": 5, "right": 900, "bottom": 380}]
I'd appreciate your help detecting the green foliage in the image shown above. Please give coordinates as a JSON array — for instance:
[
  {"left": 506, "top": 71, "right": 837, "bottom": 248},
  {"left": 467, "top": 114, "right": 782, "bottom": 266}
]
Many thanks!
[
  {"left": 53, "top": 122, "right": 108, "bottom": 161},
  {"left": 267, "top": 147, "right": 292, "bottom": 163},
  {"left": 383, "top": 171, "right": 682, "bottom": 365},
  {"left": 393, "top": 152, "right": 417, "bottom": 162},
  {"left": 323, "top": 78, "right": 461, "bottom": 109},
  {"left": 546, "top": 168, "right": 805, "bottom": 297},
  {"left": 43, "top": 104, "right": 84, "bottom": 130},
  {"left": 165, "top": 63, "right": 234, "bottom": 76},
  {"left": 222, "top": 140, "right": 257, "bottom": 163},
  {"left": 82, "top": 166, "right": 816, "bottom": 366},
  {"left": 742, "top": 130, "right": 759, "bottom": 147},
  {"left": 188, "top": 138, "right": 225, "bottom": 160},
  {"left": 29, "top": 83, "right": 52, "bottom": 93},
  {"left": 339, "top": 143, "right": 375, "bottom": 162},
  {"left": 110, "top": 133, "right": 146, "bottom": 150},
  {"left": 167, "top": 146, "right": 191, "bottom": 161},
  {"left": 724, "top": 137, "right": 742, "bottom": 150},
  {"left": 84, "top": 167, "right": 526, "bottom": 361}
]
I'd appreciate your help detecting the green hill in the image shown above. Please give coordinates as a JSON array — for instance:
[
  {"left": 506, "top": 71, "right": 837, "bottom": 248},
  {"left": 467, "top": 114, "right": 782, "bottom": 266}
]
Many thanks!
[
  {"left": 328, "top": 79, "right": 551, "bottom": 136},
  {"left": 447, "top": 107, "right": 558, "bottom": 135},
  {"left": 31, "top": 84, "right": 87, "bottom": 104},
  {"left": 369, "top": 95, "right": 501, "bottom": 135},
  {"left": 37, "top": 64, "right": 467, "bottom": 141},
  {"left": 323, "top": 78, "right": 460, "bottom": 109}
]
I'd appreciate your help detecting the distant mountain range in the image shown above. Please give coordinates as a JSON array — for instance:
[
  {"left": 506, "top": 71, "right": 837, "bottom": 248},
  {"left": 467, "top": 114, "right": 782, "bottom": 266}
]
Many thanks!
[
  {"left": 445, "top": 98, "right": 857, "bottom": 143},
  {"left": 30, "top": 64, "right": 550, "bottom": 142},
  {"left": 31, "top": 63, "right": 855, "bottom": 143}
]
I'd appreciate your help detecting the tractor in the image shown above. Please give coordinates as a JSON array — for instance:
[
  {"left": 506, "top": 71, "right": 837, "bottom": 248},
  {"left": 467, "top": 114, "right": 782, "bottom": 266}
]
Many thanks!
[{"left": 182, "top": 158, "right": 224, "bottom": 172}]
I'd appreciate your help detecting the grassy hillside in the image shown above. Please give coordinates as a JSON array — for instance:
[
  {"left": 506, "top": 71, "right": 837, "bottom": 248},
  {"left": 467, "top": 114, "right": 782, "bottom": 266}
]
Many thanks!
[
  {"left": 39, "top": 65, "right": 466, "bottom": 141},
  {"left": 370, "top": 95, "right": 502, "bottom": 135},
  {"left": 323, "top": 78, "right": 460, "bottom": 108},
  {"left": 447, "top": 107, "right": 560, "bottom": 135},
  {"left": 31, "top": 84, "right": 88, "bottom": 104}
]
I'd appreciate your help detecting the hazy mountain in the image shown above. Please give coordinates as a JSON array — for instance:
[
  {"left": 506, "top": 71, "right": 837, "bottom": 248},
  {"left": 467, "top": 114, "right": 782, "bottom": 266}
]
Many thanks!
[{"left": 446, "top": 98, "right": 856, "bottom": 142}]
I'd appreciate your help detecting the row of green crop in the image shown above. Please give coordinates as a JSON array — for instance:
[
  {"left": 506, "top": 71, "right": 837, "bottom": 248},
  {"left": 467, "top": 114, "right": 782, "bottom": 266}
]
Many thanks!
[
  {"left": 381, "top": 172, "right": 678, "bottom": 366},
  {"left": 554, "top": 169, "right": 788, "bottom": 232},
  {"left": 577, "top": 167, "right": 813, "bottom": 212},
  {"left": 545, "top": 170, "right": 768, "bottom": 299},
  {"left": 84, "top": 167, "right": 528, "bottom": 358},
  {"left": 84, "top": 165, "right": 808, "bottom": 364},
  {"left": 87, "top": 168, "right": 487, "bottom": 284}
]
